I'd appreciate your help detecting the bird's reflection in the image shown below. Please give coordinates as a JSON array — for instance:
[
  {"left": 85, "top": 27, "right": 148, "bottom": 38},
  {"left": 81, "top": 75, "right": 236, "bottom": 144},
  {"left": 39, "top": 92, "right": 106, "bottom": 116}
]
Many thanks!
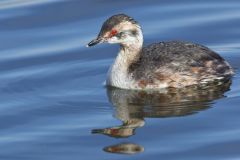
[
  {"left": 103, "top": 143, "right": 144, "bottom": 154},
  {"left": 92, "top": 80, "right": 231, "bottom": 154}
]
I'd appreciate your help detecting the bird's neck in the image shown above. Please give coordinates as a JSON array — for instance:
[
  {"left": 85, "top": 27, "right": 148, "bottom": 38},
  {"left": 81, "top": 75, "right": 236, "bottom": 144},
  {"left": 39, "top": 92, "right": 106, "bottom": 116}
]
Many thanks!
[
  {"left": 118, "top": 29, "right": 143, "bottom": 66},
  {"left": 107, "top": 29, "right": 143, "bottom": 89}
]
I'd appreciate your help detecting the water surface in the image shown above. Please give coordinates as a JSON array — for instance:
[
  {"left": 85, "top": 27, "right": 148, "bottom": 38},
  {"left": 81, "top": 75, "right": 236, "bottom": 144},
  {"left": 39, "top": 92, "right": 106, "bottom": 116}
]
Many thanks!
[{"left": 0, "top": 0, "right": 240, "bottom": 160}]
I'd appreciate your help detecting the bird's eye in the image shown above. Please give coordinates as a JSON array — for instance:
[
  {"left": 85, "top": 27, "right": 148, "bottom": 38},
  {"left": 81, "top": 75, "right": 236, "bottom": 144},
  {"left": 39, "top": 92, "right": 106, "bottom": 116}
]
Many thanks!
[{"left": 110, "top": 29, "right": 118, "bottom": 37}]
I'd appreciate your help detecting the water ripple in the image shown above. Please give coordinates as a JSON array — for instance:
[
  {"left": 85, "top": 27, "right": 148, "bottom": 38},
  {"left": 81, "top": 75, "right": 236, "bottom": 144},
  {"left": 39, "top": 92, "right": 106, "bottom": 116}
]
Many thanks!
[{"left": 0, "top": 0, "right": 63, "bottom": 10}]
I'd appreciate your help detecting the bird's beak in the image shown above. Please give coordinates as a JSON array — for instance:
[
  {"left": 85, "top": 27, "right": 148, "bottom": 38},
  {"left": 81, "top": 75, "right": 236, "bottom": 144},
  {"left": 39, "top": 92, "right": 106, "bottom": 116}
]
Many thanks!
[{"left": 86, "top": 37, "right": 104, "bottom": 47}]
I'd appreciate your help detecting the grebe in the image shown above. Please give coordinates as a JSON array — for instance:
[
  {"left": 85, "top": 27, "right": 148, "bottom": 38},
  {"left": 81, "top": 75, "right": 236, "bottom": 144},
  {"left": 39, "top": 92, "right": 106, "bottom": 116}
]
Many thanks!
[{"left": 87, "top": 14, "right": 234, "bottom": 90}]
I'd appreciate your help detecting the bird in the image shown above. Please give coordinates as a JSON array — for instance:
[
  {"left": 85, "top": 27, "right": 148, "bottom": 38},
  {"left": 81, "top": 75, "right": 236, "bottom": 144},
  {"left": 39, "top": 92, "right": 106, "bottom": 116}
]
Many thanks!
[{"left": 87, "top": 14, "right": 234, "bottom": 90}]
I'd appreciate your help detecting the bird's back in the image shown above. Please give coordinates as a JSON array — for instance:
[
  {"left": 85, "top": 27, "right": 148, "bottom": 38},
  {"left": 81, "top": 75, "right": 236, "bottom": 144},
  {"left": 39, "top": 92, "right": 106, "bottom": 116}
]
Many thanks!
[{"left": 128, "top": 41, "right": 234, "bottom": 88}]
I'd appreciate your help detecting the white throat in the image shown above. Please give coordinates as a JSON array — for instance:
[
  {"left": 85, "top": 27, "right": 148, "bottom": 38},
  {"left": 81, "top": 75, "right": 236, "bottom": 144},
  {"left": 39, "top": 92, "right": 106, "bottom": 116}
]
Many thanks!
[{"left": 106, "top": 28, "right": 143, "bottom": 89}]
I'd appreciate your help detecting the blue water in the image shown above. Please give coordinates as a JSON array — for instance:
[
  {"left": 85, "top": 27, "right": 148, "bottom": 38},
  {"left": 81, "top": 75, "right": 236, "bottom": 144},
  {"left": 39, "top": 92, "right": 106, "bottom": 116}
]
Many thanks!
[{"left": 0, "top": 0, "right": 240, "bottom": 160}]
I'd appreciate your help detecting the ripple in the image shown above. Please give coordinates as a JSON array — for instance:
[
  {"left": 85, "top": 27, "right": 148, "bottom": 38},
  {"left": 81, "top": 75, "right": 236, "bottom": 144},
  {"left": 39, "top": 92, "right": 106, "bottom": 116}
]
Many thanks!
[{"left": 0, "top": 0, "right": 63, "bottom": 10}]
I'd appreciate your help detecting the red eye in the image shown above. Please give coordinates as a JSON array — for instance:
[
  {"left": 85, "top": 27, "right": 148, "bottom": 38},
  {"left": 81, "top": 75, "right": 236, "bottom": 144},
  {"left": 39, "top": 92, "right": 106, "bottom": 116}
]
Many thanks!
[{"left": 110, "top": 29, "right": 118, "bottom": 37}]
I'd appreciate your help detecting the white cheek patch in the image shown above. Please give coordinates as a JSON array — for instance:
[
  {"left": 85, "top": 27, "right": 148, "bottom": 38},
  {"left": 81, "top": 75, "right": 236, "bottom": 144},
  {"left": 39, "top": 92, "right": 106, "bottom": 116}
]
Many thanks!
[
  {"left": 108, "top": 35, "right": 136, "bottom": 44},
  {"left": 108, "top": 37, "right": 119, "bottom": 44},
  {"left": 123, "top": 35, "right": 136, "bottom": 43}
]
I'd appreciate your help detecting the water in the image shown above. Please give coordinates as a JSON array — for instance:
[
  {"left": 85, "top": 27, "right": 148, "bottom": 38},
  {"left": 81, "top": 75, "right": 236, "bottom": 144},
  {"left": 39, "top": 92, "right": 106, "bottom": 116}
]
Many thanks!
[{"left": 0, "top": 0, "right": 240, "bottom": 159}]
